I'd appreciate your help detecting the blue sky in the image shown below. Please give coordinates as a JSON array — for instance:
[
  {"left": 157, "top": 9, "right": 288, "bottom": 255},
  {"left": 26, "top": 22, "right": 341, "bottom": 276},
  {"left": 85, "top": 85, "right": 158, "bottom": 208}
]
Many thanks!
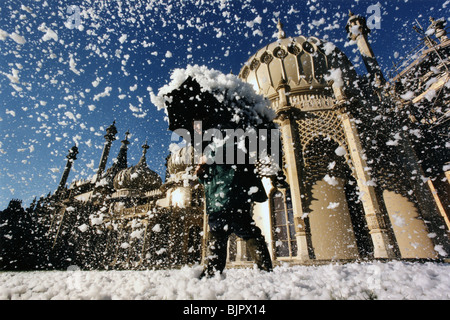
[{"left": 0, "top": 0, "right": 448, "bottom": 209}]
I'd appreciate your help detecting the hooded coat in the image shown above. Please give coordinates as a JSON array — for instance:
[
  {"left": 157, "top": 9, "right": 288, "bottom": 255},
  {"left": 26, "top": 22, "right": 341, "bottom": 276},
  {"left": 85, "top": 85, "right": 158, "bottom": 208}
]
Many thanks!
[
  {"left": 197, "top": 123, "right": 269, "bottom": 215},
  {"left": 199, "top": 162, "right": 267, "bottom": 214}
]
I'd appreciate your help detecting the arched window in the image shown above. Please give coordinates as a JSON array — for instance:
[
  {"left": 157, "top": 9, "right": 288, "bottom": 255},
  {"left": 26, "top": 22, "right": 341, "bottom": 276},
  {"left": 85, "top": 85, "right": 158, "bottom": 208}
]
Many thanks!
[{"left": 272, "top": 189, "right": 297, "bottom": 258}]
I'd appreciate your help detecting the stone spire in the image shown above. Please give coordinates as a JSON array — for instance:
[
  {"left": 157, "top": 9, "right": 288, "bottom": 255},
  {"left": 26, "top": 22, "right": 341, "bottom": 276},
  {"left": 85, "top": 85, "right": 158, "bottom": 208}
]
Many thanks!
[
  {"left": 277, "top": 19, "right": 286, "bottom": 39},
  {"left": 94, "top": 121, "right": 117, "bottom": 183},
  {"left": 138, "top": 140, "right": 149, "bottom": 166},
  {"left": 57, "top": 145, "right": 79, "bottom": 192},
  {"left": 99, "top": 130, "right": 130, "bottom": 188},
  {"left": 113, "top": 130, "right": 130, "bottom": 170}
]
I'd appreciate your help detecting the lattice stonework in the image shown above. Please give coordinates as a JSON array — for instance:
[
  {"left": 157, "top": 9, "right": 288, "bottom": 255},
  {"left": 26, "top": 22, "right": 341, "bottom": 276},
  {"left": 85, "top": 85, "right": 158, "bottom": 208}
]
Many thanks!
[{"left": 296, "top": 110, "right": 349, "bottom": 159}]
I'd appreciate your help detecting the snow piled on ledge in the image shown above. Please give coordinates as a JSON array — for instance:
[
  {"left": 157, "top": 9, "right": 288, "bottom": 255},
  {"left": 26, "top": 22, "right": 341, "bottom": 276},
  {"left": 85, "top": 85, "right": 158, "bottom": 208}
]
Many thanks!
[{"left": 1, "top": 261, "right": 450, "bottom": 300}]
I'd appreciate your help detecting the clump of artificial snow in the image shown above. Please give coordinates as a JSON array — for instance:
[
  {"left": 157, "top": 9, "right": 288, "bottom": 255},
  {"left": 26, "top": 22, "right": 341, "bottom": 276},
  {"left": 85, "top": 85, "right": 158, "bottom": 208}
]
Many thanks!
[
  {"left": 150, "top": 64, "right": 275, "bottom": 123},
  {"left": 324, "top": 68, "right": 344, "bottom": 89},
  {"left": 400, "top": 91, "right": 415, "bottom": 100},
  {"left": 1, "top": 261, "right": 449, "bottom": 300}
]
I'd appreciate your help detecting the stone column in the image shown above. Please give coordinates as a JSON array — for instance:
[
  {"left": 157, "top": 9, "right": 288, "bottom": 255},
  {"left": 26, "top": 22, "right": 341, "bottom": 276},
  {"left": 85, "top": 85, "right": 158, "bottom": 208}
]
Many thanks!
[
  {"left": 276, "top": 85, "right": 310, "bottom": 261},
  {"left": 339, "top": 111, "right": 396, "bottom": 258},
  {"left": 234, "top": 238, "right": 248, "bottom": 262}
]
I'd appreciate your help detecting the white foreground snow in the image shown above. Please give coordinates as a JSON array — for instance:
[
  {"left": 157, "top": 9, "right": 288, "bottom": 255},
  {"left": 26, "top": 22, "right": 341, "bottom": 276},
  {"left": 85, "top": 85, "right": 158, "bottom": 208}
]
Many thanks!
[{"left": 1, "top": 261, "right": 449, "bottom": 300}]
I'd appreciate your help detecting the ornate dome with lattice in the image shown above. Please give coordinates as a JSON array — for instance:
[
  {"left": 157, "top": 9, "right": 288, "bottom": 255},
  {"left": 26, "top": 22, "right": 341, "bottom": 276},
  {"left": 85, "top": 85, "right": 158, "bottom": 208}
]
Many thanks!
[{"left": 238, "top": 20, "right": 357, "bottom": 101}]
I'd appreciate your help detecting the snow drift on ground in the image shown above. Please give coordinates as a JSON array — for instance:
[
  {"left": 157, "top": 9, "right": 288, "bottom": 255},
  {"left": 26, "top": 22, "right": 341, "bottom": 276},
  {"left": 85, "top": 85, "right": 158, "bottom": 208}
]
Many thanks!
[{"left": 1, "top": 261, "right": 449, "bottom": 300}]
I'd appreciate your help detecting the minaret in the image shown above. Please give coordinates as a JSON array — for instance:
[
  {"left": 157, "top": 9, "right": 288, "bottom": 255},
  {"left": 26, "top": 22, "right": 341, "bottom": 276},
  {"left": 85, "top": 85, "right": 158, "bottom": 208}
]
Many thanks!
[
  {"left": 108, "top": 130, "right": 130, "bottom": 179},
  {"left": 94, "top": 121, "right": 117, "bottom": 183},
  {"left": 346, "top": 10, "right": 385, "bottom": 86},
  {"left": 138, "top": 140, "right": 149, "bottom": 166},
  {"left": 113, "top": 130, "right": 130, "bottom": 170},
  {"left": 57, "top": 145, "right": 79, "bottom": 192}
]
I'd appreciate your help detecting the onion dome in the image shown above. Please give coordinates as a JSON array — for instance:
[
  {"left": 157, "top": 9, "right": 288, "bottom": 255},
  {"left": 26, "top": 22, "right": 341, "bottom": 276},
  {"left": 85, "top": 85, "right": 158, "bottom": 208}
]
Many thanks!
[
  {"left": 166, "top": 145, "right": 193, "bottom": 176},
  {"left": 113, "top": 142, "right": 162, "bottom": 192},
  {"left": 239, "top": 20, "right": 357, "bottom": 100}
]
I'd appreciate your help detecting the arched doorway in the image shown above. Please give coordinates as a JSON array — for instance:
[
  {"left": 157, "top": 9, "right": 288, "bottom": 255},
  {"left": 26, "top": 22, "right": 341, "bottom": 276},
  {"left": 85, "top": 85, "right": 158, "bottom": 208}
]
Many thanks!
[{"left": 302, "top": 135, "right": 373, "bottom": 260}]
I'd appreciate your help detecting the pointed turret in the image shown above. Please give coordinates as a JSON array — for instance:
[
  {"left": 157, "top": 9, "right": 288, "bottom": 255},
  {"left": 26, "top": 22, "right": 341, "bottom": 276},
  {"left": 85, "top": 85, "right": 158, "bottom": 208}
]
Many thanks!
[
  {"left": 57, "top": 145, "right": 79, "bottom": 192},
  {"left": 103, "top": 130, "right": 131, "bottom": 184},
  {"left": 94, "top": 121, "right": 117, "bottom": 183},
  {"left": 138, "top": 140, "right": 150, "bottom": 166},
  {"left": 113, "top": 130, "right": 130, "bottom": 170},
  {"left": 346, "top": 10, "right": 385, "bottom": 86},
  {"left": 277, "top": 19, "right": 286, "bottom": 40}
]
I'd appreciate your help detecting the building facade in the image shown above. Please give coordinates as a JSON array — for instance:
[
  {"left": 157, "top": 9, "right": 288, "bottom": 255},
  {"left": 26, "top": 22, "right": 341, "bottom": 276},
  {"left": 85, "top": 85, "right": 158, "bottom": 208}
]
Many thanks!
[
  {"left": 5, "top": 12, "right": 449, "bottom": 271},
  {"left": 237, "top": 14, "right": 450, "bottom": 264}
]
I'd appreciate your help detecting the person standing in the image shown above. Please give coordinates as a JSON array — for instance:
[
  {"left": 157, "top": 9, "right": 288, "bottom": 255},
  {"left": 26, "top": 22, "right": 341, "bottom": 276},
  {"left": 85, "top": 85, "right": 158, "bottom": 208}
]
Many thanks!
[{"left": 194, "top": 120, "right": 273, "bottom": 279}]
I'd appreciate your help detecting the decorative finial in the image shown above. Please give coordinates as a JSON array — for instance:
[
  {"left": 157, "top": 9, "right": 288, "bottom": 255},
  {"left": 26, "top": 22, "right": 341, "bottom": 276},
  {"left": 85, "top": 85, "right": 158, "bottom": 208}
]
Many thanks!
[
  {"left": 121, "top": 130, "right": 130, "bottom": 146},
  {"left": 67, "top": 145, "right": 79, "bottom": 160},
  {"left": 277, "top": 19, "right": 286, "bottom": 39},
  {"left": 105, "top": 120, "right": 118, "bottom": 140},
  {"left": 142, "top": 140, "right": 149, "bottom": 154},
  {"left": 428, "top": 16, "right": 448, "bottom": 43},
  {"left": 137, "top": 140, "right": 149, "bottom": 165}
]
